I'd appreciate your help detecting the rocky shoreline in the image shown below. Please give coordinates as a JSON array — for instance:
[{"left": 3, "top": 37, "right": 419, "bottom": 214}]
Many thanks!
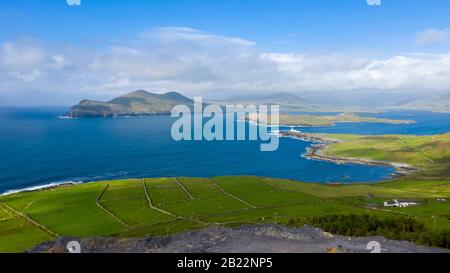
[
  {"left": 280, "top": 131, "right": 418, "bottom": 178},
  {"left": 0, "top": 182, "right": 80, "bottom": 197}
]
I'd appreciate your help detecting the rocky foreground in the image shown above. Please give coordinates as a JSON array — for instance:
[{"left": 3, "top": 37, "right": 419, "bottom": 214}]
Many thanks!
[{"left": 28, "top": 225, "right": 446, "bottom": 253}]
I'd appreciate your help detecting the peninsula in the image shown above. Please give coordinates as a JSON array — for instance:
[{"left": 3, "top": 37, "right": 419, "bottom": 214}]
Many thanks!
[{"left": 248, "top": 113, "right": 415, "bottom": 127}]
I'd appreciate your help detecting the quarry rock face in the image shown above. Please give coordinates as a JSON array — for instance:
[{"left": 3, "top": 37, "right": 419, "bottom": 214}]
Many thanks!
[{"left": 28, "top": 225, "right": 446, "bottom": 253}]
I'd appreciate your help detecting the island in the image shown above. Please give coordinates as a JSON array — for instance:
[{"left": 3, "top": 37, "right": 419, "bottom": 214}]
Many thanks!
[{"left": 68, "top": 90, "right": 193, "bottom": 118}]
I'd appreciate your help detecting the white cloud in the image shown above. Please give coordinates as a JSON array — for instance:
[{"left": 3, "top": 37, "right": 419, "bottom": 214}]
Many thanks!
[
  {"left": 51, "top": 55, "right": 66, "bottom": 68},
  {"left": 1, "top": 27, "right": 450, "bottom": 105},
  {"left": 415, "top": 28, "right": 449, "bottom": 46},
  {"left": 259, "top": 52, "right": 450, "bottom": 92},
  {"left": 143, "top": 27, "right": 256, "bottom": 47},
  {"left": 0, "top": 40, "right": 45, "bottom": 69},
  {"left": 10, "top": 70, "right": 41, "bottom": 82}
]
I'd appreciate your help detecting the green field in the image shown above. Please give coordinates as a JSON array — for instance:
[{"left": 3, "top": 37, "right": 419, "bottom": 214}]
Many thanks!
[{"left": 1, "top": 176, "right": 449, "bottom": 252}]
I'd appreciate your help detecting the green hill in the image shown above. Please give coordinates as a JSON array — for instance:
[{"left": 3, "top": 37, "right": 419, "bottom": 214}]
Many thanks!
[{"left": 68, "top": 90, "right": 193, "bottom": 118}]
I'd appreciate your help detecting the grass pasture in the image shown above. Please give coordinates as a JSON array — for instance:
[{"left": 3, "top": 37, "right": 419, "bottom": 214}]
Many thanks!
[
  {"left": 145, "top": 178, "right": 192, "bottom": 206},
  {"left": 1, "top": 183, "right": 126, "bottom": 237},
  {"left": 0, "top": 203, "right": 53, "bottom": 252},
  {"left": 1, "top": 176, "right": 450, "bottom": 252},
  {"left": 100, "top": 180, "right": 173, "bottom": 227}
]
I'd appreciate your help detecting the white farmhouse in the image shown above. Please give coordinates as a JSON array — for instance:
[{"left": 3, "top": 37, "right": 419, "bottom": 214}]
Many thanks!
[{"left": 384, "top": 200, "right": 418, "bottom": 208}]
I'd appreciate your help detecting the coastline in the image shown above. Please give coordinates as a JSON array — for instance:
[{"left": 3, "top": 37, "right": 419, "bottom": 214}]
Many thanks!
[
  {"left": 0, "top": 181, "right": 81, "bottom": 197},
  {"left": 280, "top": 130, "right": 418, "bottom": 178},
  {"left": 0, "top": 131, "right": 414, "bottom": 196}
]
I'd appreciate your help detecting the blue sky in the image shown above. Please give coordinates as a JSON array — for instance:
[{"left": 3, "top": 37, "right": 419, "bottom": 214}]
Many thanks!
[
  {"left": 2, "top": 0, "right": 450, "bottom": 53},
  {"left": 0, "top": 0, "right": 450, "bottom": 105}
]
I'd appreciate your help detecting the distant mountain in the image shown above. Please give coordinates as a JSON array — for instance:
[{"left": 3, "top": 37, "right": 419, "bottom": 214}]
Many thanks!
[
  {"left": 261, "top": 92, "right": 306, "bottom": 103},
  {"left": 223, "top": 91, "right": 450, "bottom": 112},
  {"left": 226, "top": 92, "right": 307, "bottom": 103},
  {"left": 218, "top": 92, "right": 327, "bottom": 112},
  {"left": 68, "top": 90, "right": 193, "bottom": 118},
  {"left": 391, "top": 94, "right": 450, "bottom": 113}
]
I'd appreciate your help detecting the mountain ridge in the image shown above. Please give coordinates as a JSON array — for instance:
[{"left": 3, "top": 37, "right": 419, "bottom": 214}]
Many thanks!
[{"left": 389, "top": 93, "right": 450, "bottom": 113}]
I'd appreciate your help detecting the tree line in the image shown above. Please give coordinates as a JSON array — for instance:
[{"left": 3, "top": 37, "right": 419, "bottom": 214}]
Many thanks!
[{"left": 289, "top": 214, "right": 450, "bottom": 249}]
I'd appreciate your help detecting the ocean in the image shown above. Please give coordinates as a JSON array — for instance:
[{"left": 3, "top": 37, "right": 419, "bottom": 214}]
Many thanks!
[{"left": 0, "top": 108, "right": 448, "bottom": 194}]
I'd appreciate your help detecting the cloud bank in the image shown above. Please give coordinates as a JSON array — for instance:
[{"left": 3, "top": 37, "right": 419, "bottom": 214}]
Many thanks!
[
  {"left": 1, "top": 27, "right": 450, "bottom": 105},
  {"left": 415, "top": 28, "right": 450, "bottom": 46}
]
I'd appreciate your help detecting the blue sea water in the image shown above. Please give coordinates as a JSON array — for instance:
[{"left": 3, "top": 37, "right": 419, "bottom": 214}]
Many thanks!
[
  {"left": 291, "top": 111, "right": 450, "bottom": 135},
  {"left": 0, "top": 108, "right": 448, "bottom": 194}
]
